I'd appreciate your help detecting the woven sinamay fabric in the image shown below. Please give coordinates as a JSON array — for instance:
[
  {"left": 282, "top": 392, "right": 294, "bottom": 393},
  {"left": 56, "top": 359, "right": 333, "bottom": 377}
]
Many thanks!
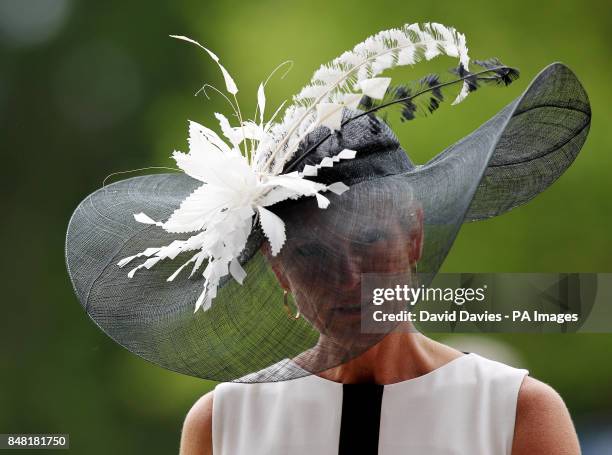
[{"left": 66, "top": 61, "right": 590, "bottom": 382}]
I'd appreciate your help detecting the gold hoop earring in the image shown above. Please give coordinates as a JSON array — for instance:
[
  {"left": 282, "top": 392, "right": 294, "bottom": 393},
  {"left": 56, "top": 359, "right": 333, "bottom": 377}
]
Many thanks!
[
  {"left": 283, "top": 289, "right": 300, "bottom": 320},
  {"left": 411, "top": 262, "right": 420, "bottom": 288}
]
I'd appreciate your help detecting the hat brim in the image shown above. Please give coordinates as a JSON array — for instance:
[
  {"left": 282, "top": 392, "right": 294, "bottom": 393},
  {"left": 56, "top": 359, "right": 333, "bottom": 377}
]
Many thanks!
[
  {"left": 65, "top": 62, "right": 590, "bottom": 382},
  {"left": 392, "top": 62, "right": 590, "bottom": 277},
  {"left": 425, "top": 62, "right": 590, "bottom": 222},
  {"left": 66, "top": 175, "right": 420, "bottom": 381}
]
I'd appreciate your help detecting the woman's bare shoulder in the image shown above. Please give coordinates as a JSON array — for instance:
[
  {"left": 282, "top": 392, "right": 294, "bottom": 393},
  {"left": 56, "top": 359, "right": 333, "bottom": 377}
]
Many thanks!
[
  {"left": 179, "top": 391, "right": 214, "bottom": 455},
  {"left": 512, "top": 376, "right": 580, "bottom": 455}
]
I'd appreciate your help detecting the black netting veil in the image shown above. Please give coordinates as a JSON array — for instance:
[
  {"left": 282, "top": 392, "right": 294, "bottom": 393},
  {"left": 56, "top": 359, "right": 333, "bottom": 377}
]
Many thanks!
[{"left": 65, "top": 63, "right": 590, "bottom": 382}]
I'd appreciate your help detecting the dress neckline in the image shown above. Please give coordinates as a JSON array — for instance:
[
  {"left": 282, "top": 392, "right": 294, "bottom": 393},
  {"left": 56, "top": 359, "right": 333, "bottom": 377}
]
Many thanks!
[{"left": 287, "top": 352, "right": 475, "bottom": 388}]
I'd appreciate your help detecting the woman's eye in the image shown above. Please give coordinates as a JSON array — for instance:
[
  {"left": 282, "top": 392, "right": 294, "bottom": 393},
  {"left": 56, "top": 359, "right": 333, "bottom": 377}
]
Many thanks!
[{"left": 363, "top": 229, "right": 386, "bottom": 244}]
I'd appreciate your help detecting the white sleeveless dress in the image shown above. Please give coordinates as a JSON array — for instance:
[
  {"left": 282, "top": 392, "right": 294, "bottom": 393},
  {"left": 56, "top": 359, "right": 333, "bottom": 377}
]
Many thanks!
[{"left": 212, "top": 353, "right": 528, "bottom": 455}]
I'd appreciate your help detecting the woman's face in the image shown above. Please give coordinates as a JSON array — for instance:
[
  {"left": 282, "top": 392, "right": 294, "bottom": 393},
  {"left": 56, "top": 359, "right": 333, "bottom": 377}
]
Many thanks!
[{"left": 263, "top": 196, "right": 423, "bottom": 342}]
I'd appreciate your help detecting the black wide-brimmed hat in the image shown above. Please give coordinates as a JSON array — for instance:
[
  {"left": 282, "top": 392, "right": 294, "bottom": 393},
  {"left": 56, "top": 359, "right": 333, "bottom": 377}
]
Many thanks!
[{"left": 65, "top": 23, "right": 591, "bottom": 382}]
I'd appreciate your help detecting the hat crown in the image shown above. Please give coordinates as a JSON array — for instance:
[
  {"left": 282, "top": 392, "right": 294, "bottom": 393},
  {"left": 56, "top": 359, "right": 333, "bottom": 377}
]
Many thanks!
[{"left": 284, "top": 109, "right": 415, "bottom": 185}]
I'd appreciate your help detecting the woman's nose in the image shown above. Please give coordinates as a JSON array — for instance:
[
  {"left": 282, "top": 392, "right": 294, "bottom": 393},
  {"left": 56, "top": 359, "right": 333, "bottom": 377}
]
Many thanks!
[{"left": 335, "top": 251, "right": 362, "bottom": 291}]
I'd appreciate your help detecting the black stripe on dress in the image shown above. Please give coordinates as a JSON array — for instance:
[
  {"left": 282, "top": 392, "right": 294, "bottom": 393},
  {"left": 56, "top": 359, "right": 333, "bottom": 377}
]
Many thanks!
[{"left": 338, "top": 384, "right": 384, "bottom": 455}]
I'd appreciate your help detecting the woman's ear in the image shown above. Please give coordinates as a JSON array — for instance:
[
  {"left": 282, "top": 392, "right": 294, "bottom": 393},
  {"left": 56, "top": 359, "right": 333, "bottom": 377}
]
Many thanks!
[{"left": 260, "top": 241, "right": 291, "bottom": 291}]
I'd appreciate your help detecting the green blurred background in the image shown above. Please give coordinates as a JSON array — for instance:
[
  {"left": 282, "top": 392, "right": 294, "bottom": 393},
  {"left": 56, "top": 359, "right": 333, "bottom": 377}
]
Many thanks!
[{"left": 1, "top": 0, "right": 611, "bottom": 453}]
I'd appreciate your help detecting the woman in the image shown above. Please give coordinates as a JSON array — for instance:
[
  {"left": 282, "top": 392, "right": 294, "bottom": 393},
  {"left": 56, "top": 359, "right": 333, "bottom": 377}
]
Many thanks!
[
  {"left": 179, "top": 106, "right": 583, "bottom": 455},
  {"left": 65, "top": 23, "right": 590, "bottom": 455}
]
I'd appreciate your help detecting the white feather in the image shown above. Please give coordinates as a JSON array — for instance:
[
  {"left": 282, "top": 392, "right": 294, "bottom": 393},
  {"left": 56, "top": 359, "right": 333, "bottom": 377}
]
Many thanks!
[
  {"left": 260, "top": 22, "right": 471, "bottom": 174},
  {"left": 297, "top": 148, "right": 358, "bottom": 177},
  {"left": 257, "top": 206, "right": 286, "bottom": 256},
  {"left": 229, "top": 258, "right": 247, "bottom": 284},
  {"left": 257, "top": 83, "right": 266, "bottom": 124},
  {"left": 133, "top": 212, "right": 163, "bottom": 226},
  {"left": 301, "top": 165, "right": 317, "bottom": 176},
  {"left": 316, "top": 103, "right": 343, "bottom": 131},
  {"left": 170, "top": 35, "right": 238, "bottom": 95},
  {"left": 342, "top": 93, "right": 362, "bottom": 109},
  {"left": 356, "top": 77, "right": 391, "bottom": 99},
  {"left": 327, "top": 181, "right": 349, "bottom": 195},
  {"left": 189, "top": 120, "right": 232, "bottom": 155},
  {"left": 315, "top": 193, "right": 330, "bottom": 208},
  {"left": 338, "top": 148, "right": 357, "bottom": 159},
  {"left": 215, "top": 112, "right": 242, "bottom": 147}
]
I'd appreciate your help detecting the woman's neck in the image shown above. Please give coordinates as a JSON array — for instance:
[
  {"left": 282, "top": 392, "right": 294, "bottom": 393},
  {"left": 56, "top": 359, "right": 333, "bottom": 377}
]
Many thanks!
[{"left": 296, "top": 326, "right": 464, "bottom": 384}]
